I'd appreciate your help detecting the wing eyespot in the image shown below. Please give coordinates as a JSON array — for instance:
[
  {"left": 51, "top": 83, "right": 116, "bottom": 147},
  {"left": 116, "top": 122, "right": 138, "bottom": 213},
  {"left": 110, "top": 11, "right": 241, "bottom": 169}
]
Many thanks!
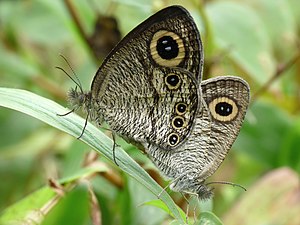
[
  {"left": 165, "top": 73, "right": 181, "bottom": 89},
  {"left": 171, "top": 116, "right": 186, "bottom": 129},
  {"left": 168, "top": 133, "right": 180, "bottom": 146},
  {"left": 209, "top": 97, "right": 238, "bottom": 121},
  {"left": 175, "top": 102, "right": 187, "bottom": 115},
  {"left": 150, "top": 30, "right": 185, "bottom": 67}
]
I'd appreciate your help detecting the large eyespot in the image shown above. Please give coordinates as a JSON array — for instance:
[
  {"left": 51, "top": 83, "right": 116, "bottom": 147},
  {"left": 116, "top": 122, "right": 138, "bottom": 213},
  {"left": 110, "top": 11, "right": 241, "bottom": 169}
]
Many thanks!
[
  {"left": 165, "top": 73, "right": 181, "bottom": 90},
  {"left": 157, "top": 36, "right": 179, "bottom": 59},
  {"left": 150, "top": 30, "right": 185, "bottom": 67},
  {"left": 175, "top": 102, "right": 187, "bottom": 115},
  {"left": 208, "top": 97, "right": 238, "bottom": 121},
  {"left": 168, "top": 133, "right": 180, "bottom": 146},
  {"left": 172, "top": 116, "right": 186, "bottom": 129}
]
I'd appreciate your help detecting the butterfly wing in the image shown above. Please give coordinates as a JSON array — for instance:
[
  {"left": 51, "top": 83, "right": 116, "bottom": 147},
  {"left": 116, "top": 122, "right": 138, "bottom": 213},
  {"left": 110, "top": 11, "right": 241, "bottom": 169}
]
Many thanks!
[
  {"left": 144, "top": 76, "right": 250, "bottom": 195},
  {"left": 195, "top": 76, "right": 250, "bottom": 178},
  {"left": 90, "top": 6, "right": 203, "bottom": 150}
]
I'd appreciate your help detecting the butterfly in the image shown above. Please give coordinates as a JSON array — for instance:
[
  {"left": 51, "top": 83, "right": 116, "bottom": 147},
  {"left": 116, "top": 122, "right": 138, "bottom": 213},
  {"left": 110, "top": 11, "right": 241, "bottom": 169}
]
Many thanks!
[{"left": 67, "top": 5, "right": 250, "bottom": 199}]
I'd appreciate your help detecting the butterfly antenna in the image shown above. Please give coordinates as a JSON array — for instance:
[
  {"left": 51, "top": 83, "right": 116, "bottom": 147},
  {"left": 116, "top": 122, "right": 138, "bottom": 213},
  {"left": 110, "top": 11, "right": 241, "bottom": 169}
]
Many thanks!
[
  {"left": 57, "top": 54, "right": 84, "bottom": 93},
  {"left": 55, "top": 65, "right": 83, "bottom": 92},
  {"left": 206, "top": 181, "right": 247, "bottom": 192}
]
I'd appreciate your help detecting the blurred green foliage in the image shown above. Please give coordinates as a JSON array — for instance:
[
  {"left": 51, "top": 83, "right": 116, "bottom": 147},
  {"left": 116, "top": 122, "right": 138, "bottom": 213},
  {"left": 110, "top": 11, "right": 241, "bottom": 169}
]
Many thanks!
[{"left": 0, "top": 0, "right": 300, "bottom": 224}]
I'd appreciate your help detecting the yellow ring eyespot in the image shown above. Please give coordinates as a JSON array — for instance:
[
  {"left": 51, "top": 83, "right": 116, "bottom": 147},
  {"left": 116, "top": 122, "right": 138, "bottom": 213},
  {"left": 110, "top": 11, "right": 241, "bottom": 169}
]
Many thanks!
[
  {"left": 175, "top": 102, "right": 187, "bottom": 115},
  {"left": 150, "top": 30, "right": 185, "bottom": 67},
  {"left": 171, "top": 116, "right": 186, "bottom": 129},
  {"left": 168, "top": 133, "right": 180, "bottom": 146},
  {"left": 208, "top": 97, "right": 238, "bottom": 122},
  {"left": 165, "top": 73, "right": 181, "bottom": 90}
]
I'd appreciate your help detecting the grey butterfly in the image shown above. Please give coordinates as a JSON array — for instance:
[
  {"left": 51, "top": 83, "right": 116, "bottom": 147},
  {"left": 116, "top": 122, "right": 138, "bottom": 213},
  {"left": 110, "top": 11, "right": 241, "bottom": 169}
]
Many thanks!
[
  {"left": 67, "top": 5, "right": 250, "bottom": 199},
  {"left": 144, "top": 76, "right": 250, "bottom": 199},
  {"left": 69, "top": 5, "right": 203, "bottom": 150}
]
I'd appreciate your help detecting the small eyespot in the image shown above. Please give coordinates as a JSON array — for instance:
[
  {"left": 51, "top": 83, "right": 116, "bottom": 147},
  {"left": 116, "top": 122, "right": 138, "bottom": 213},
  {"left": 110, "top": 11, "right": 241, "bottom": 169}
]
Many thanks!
[
  {"left": 165, "top": 73, "right": 181, "bottom": 89},
  {"left": 150, "top": 30, "right": 185, "bottom": 67},
  {"left": 208, "top": 97, "right": 238, "bottom": 121},
  {"left": 168, "top": 133, "right": 180, "bottom": 146},
  {"left": 172, "top": 116, "right": 186, "bottom": 129},
  {"left": 175, "top": 103, "right": 187, "bottom": 115}
]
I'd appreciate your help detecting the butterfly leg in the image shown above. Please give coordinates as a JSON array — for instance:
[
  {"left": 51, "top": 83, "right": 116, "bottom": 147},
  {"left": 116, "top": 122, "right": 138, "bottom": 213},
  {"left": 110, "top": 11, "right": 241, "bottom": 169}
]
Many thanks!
[
  {"left": 111, "top": 131, "right": 119, "bottom": 166},
  {"left": 56, "top": 108, "right": 75, "bottom": 117},
  {"left": 180, "top": 192, "right": 190, "bottom": 223},
  {"left": 56, "top": 106, "right": 89, "bottom": 139},
  {"left": 157, "top": 182, "right": 172, "bottom": 198}
]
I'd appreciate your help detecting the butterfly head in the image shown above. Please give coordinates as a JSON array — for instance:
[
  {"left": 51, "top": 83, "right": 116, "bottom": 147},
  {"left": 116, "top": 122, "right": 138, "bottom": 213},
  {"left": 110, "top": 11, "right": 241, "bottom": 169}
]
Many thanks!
[
  {"left": 195, "top": 184, "right": 214, "bottom": 200},
  {"left": 68, "top": 87, "right": 92, "bottom": 110}
]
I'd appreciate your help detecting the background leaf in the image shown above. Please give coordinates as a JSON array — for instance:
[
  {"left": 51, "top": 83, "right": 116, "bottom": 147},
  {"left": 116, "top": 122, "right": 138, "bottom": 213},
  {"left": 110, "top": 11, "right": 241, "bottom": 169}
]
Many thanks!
[
  {"left": 0, "top": 87, "right": 185, "bottom": 224},
  {"left": 0, "top": 0, "right": 300, "bottom": 224}
]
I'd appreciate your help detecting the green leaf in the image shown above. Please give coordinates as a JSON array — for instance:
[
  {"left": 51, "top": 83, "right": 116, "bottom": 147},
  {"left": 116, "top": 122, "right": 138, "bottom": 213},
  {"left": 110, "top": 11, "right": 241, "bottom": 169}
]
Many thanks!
[
  {"left": 0, "top": 87, "right": 185, "bottom": 224},
  {"left": 0, "top": 187, "right": 56, "bottom": 225},
  {"left": 278, "top": 118, "right": 300, "bottom": 172},
  {"left": 0, "top": 159, "right": 107, "bottom": 225},
  {"left": 142, "top": 199, "right": 186, "bottom": 221},
  {"left": 235, "top": 100, "right": 292, "bottom": 168},
  {"left": 244, "top": 0, "right": 298, "bottom": 59},
  {"left": 41, "top": 184, "right": 90, "bottom": 225},
  {"left": 143, "top": 200, "right": 223, "bottom": 225},
  {"left": 197, "top": 211, "right": 223, "bottom": 225},
  {"left": 206, "top": 1, "right": 276, "bottom": 83}
]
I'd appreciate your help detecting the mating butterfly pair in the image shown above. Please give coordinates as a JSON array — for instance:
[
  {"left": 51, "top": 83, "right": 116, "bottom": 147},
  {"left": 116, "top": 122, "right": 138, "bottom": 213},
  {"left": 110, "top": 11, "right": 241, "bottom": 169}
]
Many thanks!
[{"left": 67, "top": 5, "right": 250, "bottom": 199}]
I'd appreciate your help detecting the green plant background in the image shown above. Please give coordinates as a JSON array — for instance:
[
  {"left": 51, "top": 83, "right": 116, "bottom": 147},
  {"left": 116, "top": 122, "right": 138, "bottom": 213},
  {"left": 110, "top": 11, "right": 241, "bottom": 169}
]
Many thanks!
[{"left": 0, "top": 0, "right": 300, "bottom": 224}]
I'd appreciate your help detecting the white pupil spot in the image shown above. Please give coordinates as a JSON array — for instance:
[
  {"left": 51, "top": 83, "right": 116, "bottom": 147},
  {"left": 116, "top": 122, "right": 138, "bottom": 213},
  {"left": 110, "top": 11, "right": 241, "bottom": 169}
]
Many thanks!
[{"left": 220, "top": 106, "right": 230, "bottom": 112}]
